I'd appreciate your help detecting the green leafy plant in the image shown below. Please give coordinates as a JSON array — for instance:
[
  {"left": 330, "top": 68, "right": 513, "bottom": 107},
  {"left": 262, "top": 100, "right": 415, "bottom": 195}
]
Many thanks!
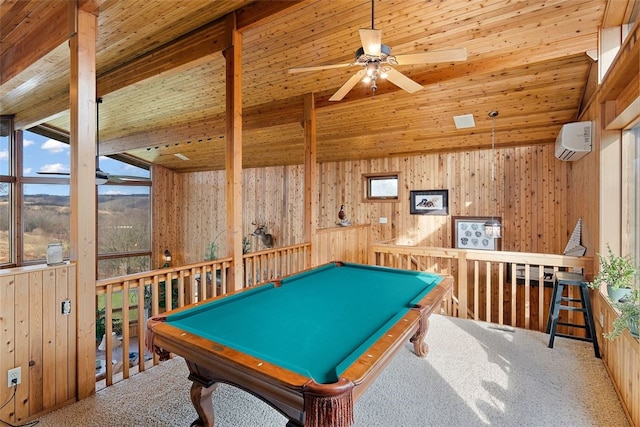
[
  {"left": 204, "top": 230, "right": 225, "bottom": 261},
  {"left": 604, "top": 289, "right": 639, "bottom": 340},
  {"left": 95, "top": 307, "right": 123, "bottom": 342},
  {"left": 589, "top": 244, "right": 638, "bottom": 292},
  {"left": 242, "top": 236, "right": 252, "bottom": 254},
  {"left": 204, "top": 240, "right": 219, "bottom": 261},
  {"left": 588, "top": 244, "right": 639, "bottom": 340}
]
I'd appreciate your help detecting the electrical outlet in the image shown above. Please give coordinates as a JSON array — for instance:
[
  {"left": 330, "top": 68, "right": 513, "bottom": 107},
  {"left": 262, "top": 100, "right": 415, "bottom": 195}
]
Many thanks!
[
  {"left": 61, "top": 299, "right": 71, "bottom": 315},
  {"left": 379, "top": 217, "right": 388, "bottom": 224},
  {"left": 7, "top": 367, "right": 20, "bottom": 388}
]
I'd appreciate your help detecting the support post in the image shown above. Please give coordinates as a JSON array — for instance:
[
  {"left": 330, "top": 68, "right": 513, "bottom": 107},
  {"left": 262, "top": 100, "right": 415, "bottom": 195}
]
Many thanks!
[
  {"left": 69, "top": 7, "right": 98, "bottom": 398},
  {"left": 304, "top": 93, "right": 317, "bottom": 267},
  {"left": 223, "top": 13, "right": 243, "bottom": 291}
]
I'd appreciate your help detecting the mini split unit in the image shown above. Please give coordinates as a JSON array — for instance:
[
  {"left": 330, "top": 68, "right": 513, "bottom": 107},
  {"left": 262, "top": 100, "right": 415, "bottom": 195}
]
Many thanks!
[{"left": 554, "top": 121, "right": 592, "bottom": 161}]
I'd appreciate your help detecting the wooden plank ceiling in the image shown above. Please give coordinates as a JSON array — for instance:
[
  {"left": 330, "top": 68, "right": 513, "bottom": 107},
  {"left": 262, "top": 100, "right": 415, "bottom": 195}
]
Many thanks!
[{"left": 0, "top": 0, "right": 605, "bottom": 172}]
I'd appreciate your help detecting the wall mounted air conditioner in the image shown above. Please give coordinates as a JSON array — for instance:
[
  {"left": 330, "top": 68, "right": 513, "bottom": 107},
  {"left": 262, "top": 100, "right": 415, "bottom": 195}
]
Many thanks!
[{"left": 554, "top": 121, "right": 592, "bottom": 161}]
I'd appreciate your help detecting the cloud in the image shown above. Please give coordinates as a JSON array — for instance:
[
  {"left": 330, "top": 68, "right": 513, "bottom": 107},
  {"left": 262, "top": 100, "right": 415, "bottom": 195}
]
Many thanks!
[
  {"left": 103, "top": 190, "right": 128, "bottom": 195},
  {"left": 23, "top": 139, "right": 35, "bottom": 147},
  {"left": 0, "top": 150, "right": 7, "bottom": 160},
  {"left": 24, "top": 167, "right": 32, "bottom": 174},
  {"left": 41, "top": 139, "right": 68, "bottom": 153},
  {"left": 39, "top": 163, "right": 69, "bottom": 173}
]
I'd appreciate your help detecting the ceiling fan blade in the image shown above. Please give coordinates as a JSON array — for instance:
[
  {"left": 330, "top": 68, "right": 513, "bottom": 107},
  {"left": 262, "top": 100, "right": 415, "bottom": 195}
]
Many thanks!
[
  {"left": 111, "top": 175, "right": 151, "bottom": 182},
  {"left": 105, "top": 176, "right": 124, "bottom": 184},
  {"left": 288, "top": 63, "right": 353, "bottom": 73},
  {"left": 329, "top": 69, "right": 365, "bottom": 101},
  {"left": 359, "top": 28, "right": 382, "bottom": 56},
  {"left": 384, "top": 68, "right": 423, "bottom": 93},
  {"left": 37, "top": 171, "right": 70, "bottom": 176},
  {"left": 393, "top": 48, "right": 468, "bottom": 65}
]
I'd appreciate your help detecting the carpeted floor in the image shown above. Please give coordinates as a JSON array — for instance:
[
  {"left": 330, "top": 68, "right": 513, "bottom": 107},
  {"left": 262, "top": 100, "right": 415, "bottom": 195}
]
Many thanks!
[{"left": 35, "top": 314, "right": 629, "bottom": 427}]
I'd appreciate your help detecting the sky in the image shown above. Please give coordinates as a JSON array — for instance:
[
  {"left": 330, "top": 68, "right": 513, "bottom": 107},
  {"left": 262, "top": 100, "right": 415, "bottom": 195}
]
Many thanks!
[{"left": 18, "top": 130, "right": 150, "bottom": 196}]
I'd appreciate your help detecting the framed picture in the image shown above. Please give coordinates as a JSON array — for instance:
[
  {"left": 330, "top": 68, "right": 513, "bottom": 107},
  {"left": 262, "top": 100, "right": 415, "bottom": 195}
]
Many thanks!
[
  {"left": 452, "top": 216, "right": 501, "bottom": 250},
  {"left": 410, "top": 190, "right": 448, "bottom": 215}
]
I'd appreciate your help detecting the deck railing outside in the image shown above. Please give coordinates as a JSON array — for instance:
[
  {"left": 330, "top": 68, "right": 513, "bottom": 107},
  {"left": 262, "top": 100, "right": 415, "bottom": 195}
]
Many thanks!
[{"left": 94, "top": 243, "right": 311, "bottom": 388}]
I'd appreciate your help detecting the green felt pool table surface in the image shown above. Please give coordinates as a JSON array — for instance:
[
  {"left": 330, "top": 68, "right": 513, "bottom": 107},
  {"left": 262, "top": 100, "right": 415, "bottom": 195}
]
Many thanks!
[{"left": 165, "top": 262, "right": 443, "bottom": 384}]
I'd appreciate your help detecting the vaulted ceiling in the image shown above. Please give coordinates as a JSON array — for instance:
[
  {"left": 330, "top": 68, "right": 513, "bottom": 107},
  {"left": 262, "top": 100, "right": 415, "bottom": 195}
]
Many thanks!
[{"left": 1, "top": 0, "right": 610, "bottom": 172}]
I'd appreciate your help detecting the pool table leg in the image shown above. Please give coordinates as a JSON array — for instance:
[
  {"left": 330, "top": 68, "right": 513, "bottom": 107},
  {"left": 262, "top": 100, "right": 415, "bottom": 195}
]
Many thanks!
[
  {"left": 189, "top": 378, "right": 217, "bottom": 427},
  {"left": 410, "top": 315, "right": 430, "bottom": 357}
]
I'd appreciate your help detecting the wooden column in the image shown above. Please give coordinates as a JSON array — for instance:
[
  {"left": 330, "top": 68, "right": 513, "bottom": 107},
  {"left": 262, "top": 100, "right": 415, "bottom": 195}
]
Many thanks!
[
  {"left": 223, "top": 13, "right": 243, "bottom": 291},
  {"left": 303, "top": 93, "right": 317, "bottom": 267},
  {"left": 69, "top": 7, "right": 97, "bottom": 399}
]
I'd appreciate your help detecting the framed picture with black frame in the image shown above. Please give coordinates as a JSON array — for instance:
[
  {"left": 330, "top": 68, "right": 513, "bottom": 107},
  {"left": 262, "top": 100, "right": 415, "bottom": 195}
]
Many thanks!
[
  {"left": 409, "top": 190, "right": 449, "bottom": 215},
  {"left": 452, "top": 216, "right": 501, "bottom": 250}
]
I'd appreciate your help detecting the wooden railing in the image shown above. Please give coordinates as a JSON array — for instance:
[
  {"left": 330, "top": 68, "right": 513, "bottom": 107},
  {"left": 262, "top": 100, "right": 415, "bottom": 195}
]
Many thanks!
[
  {"left": 94, "top": 243, "right": 310, "bottom": 388},
  {"left": 242, "top": 243, "right": 311, "bottom": 287},
  {"left": 370, "top": 240, "right": 594, "bottom": 332},
  {"left": 96, "top": 238, "right": 594, "bottom": 388}
]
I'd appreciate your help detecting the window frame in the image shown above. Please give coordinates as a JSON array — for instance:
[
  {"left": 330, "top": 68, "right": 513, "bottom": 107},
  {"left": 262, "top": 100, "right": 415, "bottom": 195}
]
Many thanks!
[
  {"left": 362, "top": 172, "right": 400, "bottom": 202},
  {"left": 0, "top": 119, "right": 153, "bottom": 276}
]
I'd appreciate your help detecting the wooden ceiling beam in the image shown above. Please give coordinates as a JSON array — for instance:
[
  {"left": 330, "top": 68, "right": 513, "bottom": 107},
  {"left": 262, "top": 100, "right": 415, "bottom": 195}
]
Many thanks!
[
  {"left": 235, "top": 1, "right": 306, "bottom": 32},
  {"left": 0, "top": 1, "right": 68, "bottom": 85},
  {"left": 99, "top": 96, "right": 304, "bottom": 155},
  {"left": 97, "top": 20, "right": 227, "bottom": 95}
]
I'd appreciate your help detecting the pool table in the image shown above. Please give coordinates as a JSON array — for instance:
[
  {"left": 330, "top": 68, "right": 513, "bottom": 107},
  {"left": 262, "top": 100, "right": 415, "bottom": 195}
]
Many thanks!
[{"left": 147, "top": 261, "right": 452, "bottom": 427}]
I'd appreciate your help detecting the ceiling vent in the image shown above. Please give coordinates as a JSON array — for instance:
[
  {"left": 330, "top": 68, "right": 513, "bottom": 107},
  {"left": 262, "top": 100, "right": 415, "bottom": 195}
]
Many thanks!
[{"left": 555, "top": 121, "right": 592, "bottom": 161}]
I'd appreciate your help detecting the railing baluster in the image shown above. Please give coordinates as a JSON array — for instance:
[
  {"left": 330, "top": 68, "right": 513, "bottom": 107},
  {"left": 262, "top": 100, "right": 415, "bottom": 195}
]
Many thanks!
[{"left": 369, "top": 242, "right": 593, "bottom": 330}]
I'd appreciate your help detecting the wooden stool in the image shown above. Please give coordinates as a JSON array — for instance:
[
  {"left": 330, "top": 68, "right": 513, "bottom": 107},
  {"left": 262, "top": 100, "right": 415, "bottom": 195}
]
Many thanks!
[{"left": 546, "top": 271, "right": 600, "bottom": 358}]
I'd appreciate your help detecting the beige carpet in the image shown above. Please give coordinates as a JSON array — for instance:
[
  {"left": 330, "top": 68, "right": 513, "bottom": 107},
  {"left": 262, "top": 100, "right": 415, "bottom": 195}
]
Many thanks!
[{"left": 36, "top": 314, "right": 629, "bottom": 427}]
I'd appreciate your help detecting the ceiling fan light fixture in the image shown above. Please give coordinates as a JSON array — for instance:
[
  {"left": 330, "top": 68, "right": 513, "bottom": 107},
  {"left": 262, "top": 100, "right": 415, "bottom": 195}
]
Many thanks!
[{"left": 289, "top": 0, "right": 467, "bottom": 101}]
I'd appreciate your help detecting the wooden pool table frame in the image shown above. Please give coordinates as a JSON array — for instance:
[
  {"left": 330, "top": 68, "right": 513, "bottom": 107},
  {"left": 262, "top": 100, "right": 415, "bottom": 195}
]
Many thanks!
[{"left": 148, "top": 263, "right": 453, "bottom": 427}]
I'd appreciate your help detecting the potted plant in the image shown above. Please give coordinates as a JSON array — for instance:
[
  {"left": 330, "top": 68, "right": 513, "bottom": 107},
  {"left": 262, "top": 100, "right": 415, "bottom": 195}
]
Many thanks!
[
  {"left": 589, "top": 244, "right": 638, "bottom": 303},
  {"left": 604, "top": 289, "right": 639, "bottom": 340}
]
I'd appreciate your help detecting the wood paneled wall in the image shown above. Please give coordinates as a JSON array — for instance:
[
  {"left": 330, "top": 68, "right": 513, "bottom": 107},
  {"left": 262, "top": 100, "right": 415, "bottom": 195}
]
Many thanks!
[
  {"left": 155, "top": 144, "right": 585, "bottom": 265},
  {"left": 318, "top": 145, "right": 576, "bottom": 255},
  {"left": 313, "top": 224, "right": 371, "bottom": 265},
  {"left": 154, "top": 164, "right": 306, "bottom": 265},
  {"left": 0, "top": 263, "right": 76, "bottom": 423},
  {"left": 592, "top": 291, "right": 639, "bottom": 425}
]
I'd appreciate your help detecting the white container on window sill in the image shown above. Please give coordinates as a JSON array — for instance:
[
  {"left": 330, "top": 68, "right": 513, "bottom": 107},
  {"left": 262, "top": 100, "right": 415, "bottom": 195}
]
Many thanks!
[{"left": 46, "top": 243, "right": 64, "bottom": 265}]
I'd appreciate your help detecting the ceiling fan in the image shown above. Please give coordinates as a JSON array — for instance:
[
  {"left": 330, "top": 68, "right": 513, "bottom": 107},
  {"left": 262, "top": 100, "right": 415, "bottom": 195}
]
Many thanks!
[
  {"left": 288, "top": 0, "right": 467, "bottom": 101},
  {"left": 37, "top": 99, "right": 151, "bottom": 185}
]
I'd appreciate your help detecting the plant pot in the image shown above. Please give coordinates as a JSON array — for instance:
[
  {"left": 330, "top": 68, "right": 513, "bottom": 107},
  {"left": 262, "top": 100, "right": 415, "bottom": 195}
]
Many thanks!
[{"left": 607, "top": 285, "right": 632, "bottom": 303}]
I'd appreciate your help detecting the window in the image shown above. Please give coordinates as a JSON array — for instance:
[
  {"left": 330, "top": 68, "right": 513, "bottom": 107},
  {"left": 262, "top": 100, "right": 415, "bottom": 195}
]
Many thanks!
[
  {"left": 0, "top": 122, "right": 152, "bottom": 276},
  {"left": 97, "top": 184, "right": 151, "bottom": 279},
  {"left": 363, "top": 173, "right": 399, "bottom": 201},
  {"left": 22, "top": 183, "right": 70, "bottom": 261}
]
